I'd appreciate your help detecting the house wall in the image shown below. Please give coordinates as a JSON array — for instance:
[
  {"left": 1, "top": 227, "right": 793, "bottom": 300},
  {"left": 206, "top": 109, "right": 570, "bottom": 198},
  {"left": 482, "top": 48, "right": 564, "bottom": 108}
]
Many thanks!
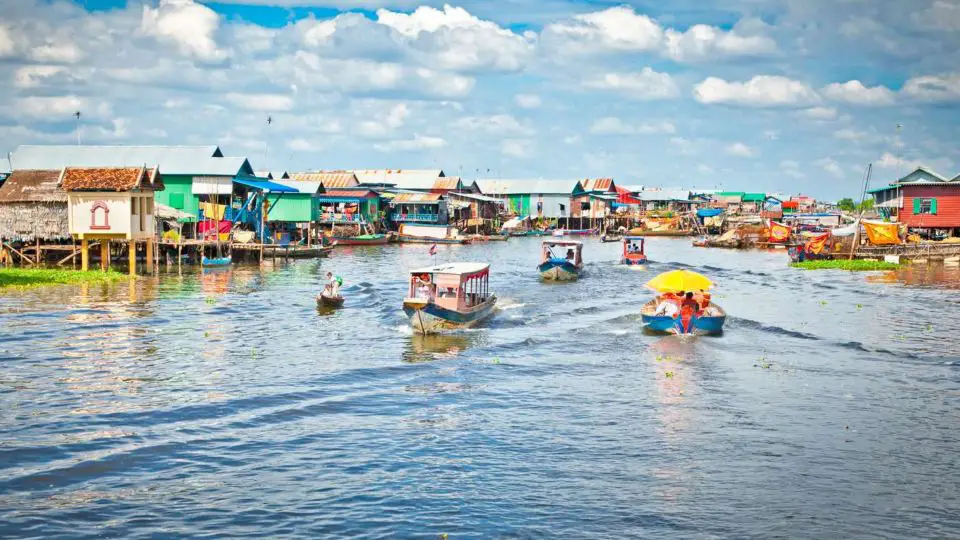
[
  {"left": 900, "top": 185, "right": 960, "bottom": 228},
  {"left": 268, "top": 194, "right": 315, "bottom": 222},
  {"left": 153, "top": 175, "right": 199, "bottom": 218},
  {"left": 68, "top": 192, "right": 155, "bottom": 239},
  {"left": 0, "top": 202, "right": 69, "bottom": 242}
]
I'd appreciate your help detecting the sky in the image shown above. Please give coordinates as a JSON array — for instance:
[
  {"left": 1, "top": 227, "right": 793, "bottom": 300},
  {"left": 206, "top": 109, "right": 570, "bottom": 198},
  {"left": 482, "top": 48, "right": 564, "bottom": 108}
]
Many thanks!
[{"left": 1, "top": 0, "right": 958, "bottom": 199}]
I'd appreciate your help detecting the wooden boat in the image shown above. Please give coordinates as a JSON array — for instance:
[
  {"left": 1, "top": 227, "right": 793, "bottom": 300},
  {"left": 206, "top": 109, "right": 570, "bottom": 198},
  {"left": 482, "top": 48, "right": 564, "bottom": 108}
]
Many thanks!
[
  {"left": 317, "top": 292, "right": 344, "bottom": 308},
  {"left": 201, "top": 255, "right": 232, "bottom": 267},
  {"left": 402, "top": 262, "right": 497, "bottom": 334},
  {"left": 538, "top": 240, "right": 583, "bottom": 281},
  {"left": 600, "top": 233, "right": 623, "bottom": 243},
  {"left": 640, "top": 298, "right": 726, "bottom": 335},
  {"left": 330, "top": 233, "right": 389, "bottom": 246},
  {"left": 287, "top": 245, "right": 333, "bottom": 258},
  {"left": 565, "top": 228, "right": 598, "bottom": 236},
  {"left": 621, "top": 236, "right": 648, "bottom": 265},
  {"left": 397, "top": 224, "right": 470, "bottom": 244},
  {"left": 630, "top": 229, "right": 693, "bottom": 237}
]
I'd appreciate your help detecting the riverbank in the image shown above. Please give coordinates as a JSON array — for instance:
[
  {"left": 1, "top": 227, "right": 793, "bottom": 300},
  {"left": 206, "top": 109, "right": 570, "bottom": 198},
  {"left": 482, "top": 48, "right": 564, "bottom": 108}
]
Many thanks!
[
  {"left": 790, "top": 259, "right": 901, "bottom": 271},
  {"left": 0, "top": 268, "right": 127, "bottom": 288}
]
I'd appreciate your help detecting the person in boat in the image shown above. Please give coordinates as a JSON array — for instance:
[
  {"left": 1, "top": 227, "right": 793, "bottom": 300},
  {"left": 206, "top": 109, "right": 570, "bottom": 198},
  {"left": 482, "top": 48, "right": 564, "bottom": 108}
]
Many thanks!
[
  {"left": 566, "top": 249, "right": 575, "bottom": 261},
  {"left": 324, "top": 272, "right": 341, "bottom": 297},
  {"left": 655, "top": 294, "right": 679, "bottom": 317},
  {"left": 696, "top": 289, "right": 711, "bottom": 310},
  {"left": 681, "top": 291, "right": 701, "bottom": 314},
  {"left": 415, "top": 275, "right": 432, "bottom": 299}
]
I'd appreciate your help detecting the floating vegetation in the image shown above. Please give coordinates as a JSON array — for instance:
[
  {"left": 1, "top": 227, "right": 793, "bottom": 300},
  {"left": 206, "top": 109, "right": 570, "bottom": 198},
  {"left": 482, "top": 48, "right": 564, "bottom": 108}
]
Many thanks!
[
  {"left": 820, "top": 300, "right": 828, "bottom": 306},
  {"left": 0, "top": 268, "right": 126, "bottom": 289},
  {"left": 204, "top": 296, "right": 217, "bottom": 305},
  {"left": 790, "top": 260, "right": 900, "bottom": 271},
  {"left": 664, "top": 371, "right": 675, "bottom": 378}
]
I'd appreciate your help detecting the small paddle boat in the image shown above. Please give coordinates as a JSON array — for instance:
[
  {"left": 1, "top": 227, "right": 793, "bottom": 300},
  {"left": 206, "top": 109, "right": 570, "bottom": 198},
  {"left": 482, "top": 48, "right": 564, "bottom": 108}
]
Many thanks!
[
  {"left": 621, "top": 236, "right": 648, "bottom": 265},
  {"left": 600, "top": 233, "right": 623, "bottom": 243},
  {"left": 330, "top": 233, "right": 389, "bottom": 246},
  {"left": 402, "top": 262, "right": 497, "bottom": 334},
  {"left": 640, "top": 270, "right": 725, "bottom": 335},
  {"left": 201, "top": 255, "right": 232, "bottom": 267},
  {"left": 317, "top": 292, "right": 344, "bottom": 308},
  {"left": 538, "top": 240, "right": 583, "bottom": 281}
]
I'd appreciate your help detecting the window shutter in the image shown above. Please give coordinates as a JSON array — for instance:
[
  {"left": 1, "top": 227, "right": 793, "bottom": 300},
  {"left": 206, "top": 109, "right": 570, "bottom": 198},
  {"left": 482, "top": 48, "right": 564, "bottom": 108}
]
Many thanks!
[
  {"left": 930, "top": 198, "right": 938, "bottom": 214},
  {"left": 913, "top": 198, "right": 921, "bottom": 214}
]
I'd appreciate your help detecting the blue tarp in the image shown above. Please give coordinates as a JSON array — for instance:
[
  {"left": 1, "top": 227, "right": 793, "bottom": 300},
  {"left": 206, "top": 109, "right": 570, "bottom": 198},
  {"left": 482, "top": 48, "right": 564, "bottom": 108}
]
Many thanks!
[
  {"left": 233, "top": 177, "right": 298, "bottom": 193},
  {"left": 697, "top": 208, "right": 724, "bottom": 217}
]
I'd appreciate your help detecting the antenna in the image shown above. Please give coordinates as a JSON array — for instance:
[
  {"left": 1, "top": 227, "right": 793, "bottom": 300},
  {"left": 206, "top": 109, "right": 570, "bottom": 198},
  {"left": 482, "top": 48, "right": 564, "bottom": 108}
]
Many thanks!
[{"left": 73, "top": 111, "right": 81, "bottom": 145}]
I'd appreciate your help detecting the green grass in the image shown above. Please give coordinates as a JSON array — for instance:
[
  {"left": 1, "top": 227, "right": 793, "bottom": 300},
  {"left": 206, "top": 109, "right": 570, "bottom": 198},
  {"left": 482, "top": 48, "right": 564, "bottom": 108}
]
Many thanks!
[
  {"left": 790, "top": 259, "right": 901, "bottom": 271},
  {"left": 0, "top": 268, "right": 127, "bottom": 289}
]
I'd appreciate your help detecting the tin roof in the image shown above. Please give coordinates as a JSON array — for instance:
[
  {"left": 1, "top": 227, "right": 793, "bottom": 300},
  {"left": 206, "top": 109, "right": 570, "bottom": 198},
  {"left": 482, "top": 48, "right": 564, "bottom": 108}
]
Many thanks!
[
  {"left": 354, "top": 169, "right": 444, "bottom": 190},
  {"left": 290, "top": 171, "right": 359, "bottom": 188},
  {"left": 582, "top": 178, "right": 615, "bottom": 192},
  {"left": 60, "top": 166, "right": 163, "bottom": 192},
  {"left": 433, "top": 176, "right": 462, "bottom": 190},
  {"left": 409, "top": 262, "right": 489, "bottom": 275},
  {"left": 742, "top": 193, "right": 767, "bottom": 202},
  {"left": 9, "top": 145, "right": 241, "bottom": 176},
  {"left": 0, "top": 157, "right": 10, "bottom": 175},
  {"left": 271, "top": 180, "right": 324, "bottom": 194},
  {"left": 392, "top": 192, "right": 443, "bottom": 203},
  {"left": 475, "top": 178, "right": 583, "bottom": 195},
  {"left": 317, "top": 189, "right": 376, "bottom": 199},
  {"left": 0, "top": 170, "right": 66, "bottom": 203}
]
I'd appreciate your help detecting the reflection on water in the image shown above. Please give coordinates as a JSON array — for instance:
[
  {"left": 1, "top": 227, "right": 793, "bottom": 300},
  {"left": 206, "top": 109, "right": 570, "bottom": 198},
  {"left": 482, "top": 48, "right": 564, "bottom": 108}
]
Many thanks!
[{"left": 1, "top": 237, "right": 959, "bottom": 538}]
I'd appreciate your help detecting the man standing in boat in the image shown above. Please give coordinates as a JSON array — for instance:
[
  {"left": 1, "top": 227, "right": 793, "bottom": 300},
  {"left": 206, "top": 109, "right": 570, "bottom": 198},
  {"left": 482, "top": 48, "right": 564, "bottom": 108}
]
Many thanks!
[{"left": 325, "top": 271, "right": 341, "bottom": 297}]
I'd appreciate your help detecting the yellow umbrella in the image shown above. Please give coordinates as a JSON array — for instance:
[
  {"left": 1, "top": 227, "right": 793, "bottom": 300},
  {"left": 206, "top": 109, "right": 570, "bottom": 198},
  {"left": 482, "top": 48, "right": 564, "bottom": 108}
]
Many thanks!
[{"left": 645, "top": 270, "right": 713, "bottom": 293}]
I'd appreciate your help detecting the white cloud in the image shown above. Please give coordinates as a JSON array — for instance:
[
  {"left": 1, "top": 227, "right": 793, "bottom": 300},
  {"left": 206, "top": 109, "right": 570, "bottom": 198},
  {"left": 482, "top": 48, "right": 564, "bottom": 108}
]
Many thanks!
[
  {"left": 697, "top": 164, "right": 714, "bottom": 173},
  {"left": 16, "top": 95, "right": 85, "bottom": 118},
  {"left": 590, "top": 117, "right": 675, "bottom": 135},
  {"left": 544, "top": 6, "right": 663, "bottom": 54},
  {"left": 225, "top": 93, "right": 294, "bottom": 111},
  {"left": 140, "top": 0, "right": 229, "bottom": 63},
  {"left": 375, "top": 5, "right": 533, "bottom": 72},
  {"left": 502, "top": 138, "right": 534, "bottom": 158},
  {"left": 663, "top": 19, "right": 777, "bottom": 62},
  {"left": 386, "top": 103, "right": 409, "bottom": 128},
  {"left": 454, "top": 114, "right": 534, "bottom": 136},
  {"left": 901, "top": 73, "right": 960, "bottom": 103},
  {"left": 670, "top": 137, "right": 695, "bottom": 155},
  {"left": 834, "top": 128, "right": 868, "bottom": 141},
  {"left": 514, "top": 93, "right": 541, "bottom": 109},
  {"left": 726, "top": 142, "right": 756, "bottom": 157},
  {"left": 563, "top": 134, "right": 581, "bottom": 145},
  {"left": 288, "top": 138, "right": 321, "bottom": 152},
  {"left": 694, "top": 75, "right": 820, "bottom": 107},
  {"left": 583, "top": 68, "right": 680, "bottom": 100},
  {"left": 875, "top": 152, "right": 922, "bottom": 171},
  {"left": 815, "top": 157, "right": 845, "bottom": 179},
  {"left": 802, "top": 106, "right": 838, "bottom": 120},
  {"left": 30, "top": 42, "right": 84, "bottom": 64},
  {"left": 14, "top": 65, "right": 64, "bottom": 88},
  {"left": 821, "top": 80, "right": 895, "bottom": 106},
  {"left": 373, "top": 134, "right": 446, "bottom": 152},
  {"left": 912, "top": 1, "right": 960, "bottom": 31},
  {"left": 0, "top": 24, "right": 17, "bottom": 58},
  {"left": 779, "top": 159, "right": 804, "bottom": 179}
]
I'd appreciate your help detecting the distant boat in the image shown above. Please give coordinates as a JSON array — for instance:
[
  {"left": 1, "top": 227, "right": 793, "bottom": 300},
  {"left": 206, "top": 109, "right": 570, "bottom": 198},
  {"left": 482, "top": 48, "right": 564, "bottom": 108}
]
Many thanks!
[
  {"left": 402, "top": 262, "right": 497, "bottom": 334},
  {"left": 331, "top": 233, "right": 389, "bottom": 246},
  {"left": 621, "top": 236, "right": 648, "bottom": 265},
  {"left": 538, "top": 239, "right": 583, "bottom": 281},
  {"left": 554, "top": 228, "right": 597, "bottom": 237},
  {"left": 600, "top": 233, "right": 623, "bottom": 243},
  {"left": 397, "top": 224, "right": 470, "bottom": 244}
]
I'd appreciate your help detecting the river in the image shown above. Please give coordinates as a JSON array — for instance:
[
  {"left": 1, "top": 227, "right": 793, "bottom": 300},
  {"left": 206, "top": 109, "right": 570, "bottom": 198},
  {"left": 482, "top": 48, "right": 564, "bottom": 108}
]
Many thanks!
[{"left": 1, "top": 237, "right": 958, "bottom": 538}]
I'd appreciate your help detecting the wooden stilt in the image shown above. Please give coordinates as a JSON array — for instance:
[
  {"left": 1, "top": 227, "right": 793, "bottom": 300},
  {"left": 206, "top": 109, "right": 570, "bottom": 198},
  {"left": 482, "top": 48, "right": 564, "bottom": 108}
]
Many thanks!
[
  {"left": 129, "top": 240, "right": 137, "bottom": 277},
  {"left": 145, "top": 239, "right": 154, "bottom": 273},
  {"left": 100, "top": 240, "right": 110, "bottom": 272},
  {"left": 81, "top": 239, "right": 89, "bottom": 271}
]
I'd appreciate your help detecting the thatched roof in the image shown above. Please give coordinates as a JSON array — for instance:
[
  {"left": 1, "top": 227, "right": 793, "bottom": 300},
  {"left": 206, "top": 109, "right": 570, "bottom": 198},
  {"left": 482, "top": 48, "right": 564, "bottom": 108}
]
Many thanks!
[
  {"left": 0, "top": 170, "right": 66, "bottom": 203},
  {"left": 60, "top": 166, "right": 163, "bottom": 192}
]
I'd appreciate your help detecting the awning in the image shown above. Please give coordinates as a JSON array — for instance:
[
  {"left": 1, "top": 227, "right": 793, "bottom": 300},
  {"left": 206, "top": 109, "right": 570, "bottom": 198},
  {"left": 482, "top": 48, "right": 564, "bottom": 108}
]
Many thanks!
[
  {"left": 233, "top": 177, "right": 298, "bottom": 193},
  {"left": 447, "top": 200, "right": 471, "bottom": 210}
]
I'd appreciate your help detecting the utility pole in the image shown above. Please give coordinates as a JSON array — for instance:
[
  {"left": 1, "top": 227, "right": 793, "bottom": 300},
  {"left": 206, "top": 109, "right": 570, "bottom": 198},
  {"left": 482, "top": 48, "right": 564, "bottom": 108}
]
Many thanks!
[{"left": 74, "top": 111, "right": 81, "bottom": 145}]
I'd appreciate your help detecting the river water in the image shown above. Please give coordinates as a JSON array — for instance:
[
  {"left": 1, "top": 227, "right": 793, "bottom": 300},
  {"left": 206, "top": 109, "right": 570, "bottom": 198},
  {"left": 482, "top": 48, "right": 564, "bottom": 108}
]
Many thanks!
[{"left": 1, "top": 237, "right": 958, "bottom": 539}]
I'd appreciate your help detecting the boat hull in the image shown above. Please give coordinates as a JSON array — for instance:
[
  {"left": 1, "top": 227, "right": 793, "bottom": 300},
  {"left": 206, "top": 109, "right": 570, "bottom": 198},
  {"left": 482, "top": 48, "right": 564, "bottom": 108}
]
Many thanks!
[
  {"left": 538, "top": 260, "right": 581, "bottom": 281},
  {"left": 201, "top": 256, "right": 232, "bottom": 267},
  {"left": 397, "top": 235, "right": 469, "bottom": 244},
  {"left": 621, "top": 255, "right": 648, "bottom": 265},
  {"left": 641, "top": 300, "right": 726, "bottom": 335},
  {"left": 402, "top": 295, "right": 497, "bottom": 334},
  {"left": 317, "top": 294, "right": 344, "bottom": 308},
  {"left": 331, "top": 235, "right": 389, "bottom": 246}
]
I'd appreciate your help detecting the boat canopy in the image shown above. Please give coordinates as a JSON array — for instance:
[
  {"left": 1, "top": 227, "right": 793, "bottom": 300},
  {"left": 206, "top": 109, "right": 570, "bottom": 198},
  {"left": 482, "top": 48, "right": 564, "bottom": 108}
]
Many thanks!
[
  {"left": 409, "top": 262, "right": 490, "bottom": 278},
  {"left": 623, "top": 235, "right": 645, "bottom": 241},
  {"left": 542, "top": 239, "right": 582, "bottom": 247}
]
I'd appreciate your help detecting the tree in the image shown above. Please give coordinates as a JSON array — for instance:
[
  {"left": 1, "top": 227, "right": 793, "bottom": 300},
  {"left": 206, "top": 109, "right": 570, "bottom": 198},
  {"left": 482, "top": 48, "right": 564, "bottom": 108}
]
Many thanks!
[
  {"left": 857, "top": 199, "right": 875, "bottom": 212},
  {"left": 837, "top": 198, "right": 856, "bottom": 212}
]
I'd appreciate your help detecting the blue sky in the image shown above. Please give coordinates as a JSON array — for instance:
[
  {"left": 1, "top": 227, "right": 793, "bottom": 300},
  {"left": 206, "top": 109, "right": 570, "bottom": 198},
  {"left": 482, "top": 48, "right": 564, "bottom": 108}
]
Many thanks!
[{"left": 2, "top": 0, "right": 959, "bottom": 199}]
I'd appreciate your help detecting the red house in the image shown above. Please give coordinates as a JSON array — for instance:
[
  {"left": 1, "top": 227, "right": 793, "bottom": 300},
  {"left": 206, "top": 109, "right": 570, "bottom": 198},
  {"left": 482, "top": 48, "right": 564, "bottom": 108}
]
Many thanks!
[{"left": 888, "top": 167, "right": 960, "bottom": 233}]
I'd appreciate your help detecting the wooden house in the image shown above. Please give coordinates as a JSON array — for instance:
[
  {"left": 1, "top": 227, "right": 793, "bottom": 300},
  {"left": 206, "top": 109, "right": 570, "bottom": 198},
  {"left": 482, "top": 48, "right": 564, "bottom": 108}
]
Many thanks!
[
  {"left": 474, "top": 179, "right": 584, "bottom": 219},
  {"left": 60, "top": 166, "right": 164, "bottom": 274},
  {"left": 890, "top": 167, "right": 960, "bottom": 233},
  {"left": 576, "top": 178, "right": 618, "bottom": 220},
  {"left": 0, "top": 170, "right": 70, "bottom": 247},
  {"left": 389, "top": 192, "right": 448, "bottom": 225}
]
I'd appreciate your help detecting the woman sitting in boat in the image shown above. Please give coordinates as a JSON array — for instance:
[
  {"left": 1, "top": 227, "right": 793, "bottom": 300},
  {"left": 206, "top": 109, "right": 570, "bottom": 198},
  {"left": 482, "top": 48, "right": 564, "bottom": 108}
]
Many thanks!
[
  {"left": 415, "top": 274, "right": 433, "bottom": 299},
  {"left": 566, "top": 249, "right": 575, "bottom": 261}
]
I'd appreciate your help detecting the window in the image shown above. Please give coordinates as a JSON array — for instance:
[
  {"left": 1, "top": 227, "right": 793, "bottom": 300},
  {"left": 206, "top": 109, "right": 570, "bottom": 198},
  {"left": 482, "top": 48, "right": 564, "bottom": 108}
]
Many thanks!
[
  {"left": 581, "top": 201, "right": 590, "bottom": 211},
  {"left": 914, "top": 198, "right": 938, "bottom": 215}
]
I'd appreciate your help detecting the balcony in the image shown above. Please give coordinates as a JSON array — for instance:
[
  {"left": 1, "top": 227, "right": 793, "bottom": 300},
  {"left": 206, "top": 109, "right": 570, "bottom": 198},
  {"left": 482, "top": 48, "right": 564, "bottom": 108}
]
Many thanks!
[
  {"left": 391, "top": 212, "right": 440, "bottom": 223},
  {"left": 318, "top": 212, "right": 365, "bottom": 224}
]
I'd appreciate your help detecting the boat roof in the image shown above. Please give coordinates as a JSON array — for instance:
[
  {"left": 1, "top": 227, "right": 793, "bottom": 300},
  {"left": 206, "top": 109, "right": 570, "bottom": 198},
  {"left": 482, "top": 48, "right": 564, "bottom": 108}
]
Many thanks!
[
  {"left": 543, "top": 240, "right": 582, "bottom": 246},
  {"left": 624, "top": 236, "right": 645, "bottom": 240},
  {"left": 409, "top": 262, "right": 490, "bottom": 275}
]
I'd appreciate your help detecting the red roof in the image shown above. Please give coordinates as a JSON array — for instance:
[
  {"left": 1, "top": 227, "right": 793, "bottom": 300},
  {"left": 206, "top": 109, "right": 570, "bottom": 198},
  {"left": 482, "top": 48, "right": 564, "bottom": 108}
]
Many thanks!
[
  {"left": 615, "top": 185, "right": 641, "bottom": 205},
  {"left": 583, "top": 178, "right": 615, "bottom": 192}
]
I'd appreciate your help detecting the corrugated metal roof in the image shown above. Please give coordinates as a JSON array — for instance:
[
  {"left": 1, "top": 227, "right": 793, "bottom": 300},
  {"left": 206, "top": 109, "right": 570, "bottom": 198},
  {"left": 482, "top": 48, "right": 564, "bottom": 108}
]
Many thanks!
[
  {"left": 392, "top": 192, "right": 443, "bottom": 203},
  {"left": 353, "top": 169, "right": 443, "bottom": 190},
  {"left": 742, "top": 193, "right": 767, "bottom": 202},
  {"left": 271, "top": 180, "right": 324, "bottom": 194},
  {"left": 0, "top": 170, "right": 66, "bottom": 203},
  {"left": 317, "top": 189, "right": 375, "bottom": 199},
  {"left": 448, "top": 192, "right": 502, "bottom": 203},
  {"left": 433, "top": 176, "right": 462, "bottom": 190},
  {"left": 475, "top": 178, "right": 582, "bottom": 195},
  {"left": 290, "top": 171, "right": 359, "bottom": 188},
  {"left": 582, "top": 178, "right": 615, "bottom": 192},
  {"left": 9, "top": 145, "right": 251, "bottom": 176}
]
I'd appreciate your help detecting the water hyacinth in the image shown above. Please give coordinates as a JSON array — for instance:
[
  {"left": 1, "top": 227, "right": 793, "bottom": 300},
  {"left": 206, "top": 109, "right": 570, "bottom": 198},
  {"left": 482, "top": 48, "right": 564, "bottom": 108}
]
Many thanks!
[
  {"left": 0, "top": 268, "right": 126, "bottom": 288},
  {"left": 790, "top": 260, "right": 901, "bottom": 271}
]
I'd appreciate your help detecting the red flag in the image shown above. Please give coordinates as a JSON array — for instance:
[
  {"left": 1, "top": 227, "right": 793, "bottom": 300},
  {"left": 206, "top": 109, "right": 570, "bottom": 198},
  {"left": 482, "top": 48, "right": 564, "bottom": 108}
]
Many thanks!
[{"left": 428, "top": 244, "right": 437, "bottom": 256}]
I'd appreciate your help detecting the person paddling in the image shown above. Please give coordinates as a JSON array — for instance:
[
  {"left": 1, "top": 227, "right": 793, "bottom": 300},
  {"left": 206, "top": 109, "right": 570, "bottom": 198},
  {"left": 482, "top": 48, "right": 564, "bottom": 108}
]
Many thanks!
[{"left": 324, "top": 271, "right": 342, "bottom": 298}]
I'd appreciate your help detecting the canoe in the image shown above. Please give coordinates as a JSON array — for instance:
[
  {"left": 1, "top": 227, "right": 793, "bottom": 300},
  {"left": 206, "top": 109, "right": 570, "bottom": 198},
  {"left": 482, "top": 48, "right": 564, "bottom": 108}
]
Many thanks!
[
  {"left": 201, "top": 256, "right": 232, "bottom": 267},
  {"left": 538, "top": 258, "right": 582, "bottom": 281},
  {"left": 403, "top": 295, "right": 497, "bottom": 334},
  {"left": 640, "top": 299, "right": 725, "bottom": 335},
  {"left": 317, "top": 293, "right": 344, "bottom": 308},
  {"left": 331, "top": 234, "right": 389, "bottom": 246},
  {"left": 398, "top": 235, "right": 470, "bottom": 244}
]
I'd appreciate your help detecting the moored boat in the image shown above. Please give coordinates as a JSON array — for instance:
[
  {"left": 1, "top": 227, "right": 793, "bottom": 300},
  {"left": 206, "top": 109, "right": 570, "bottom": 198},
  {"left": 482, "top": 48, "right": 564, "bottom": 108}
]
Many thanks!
[
  {"left": 621, "top": 236, "right": 648, "bottom": 265},
  {"left": 600, "top": 233, "right": 623, "bottom": 243},
  {"left": 396, "top": 224, "right": 470, "bottom": 244},
  {"left": 331, "top": 233, "right": 389, "bottom": 246},
  {"left": 201, "top": 255, "right": 232, "bottom": 267},
  {"left": 538, "top": 240, "right": 583, "bottom": 281},
  {"left": 402, "top": 263, "right": 497, "bottom": 334}
]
